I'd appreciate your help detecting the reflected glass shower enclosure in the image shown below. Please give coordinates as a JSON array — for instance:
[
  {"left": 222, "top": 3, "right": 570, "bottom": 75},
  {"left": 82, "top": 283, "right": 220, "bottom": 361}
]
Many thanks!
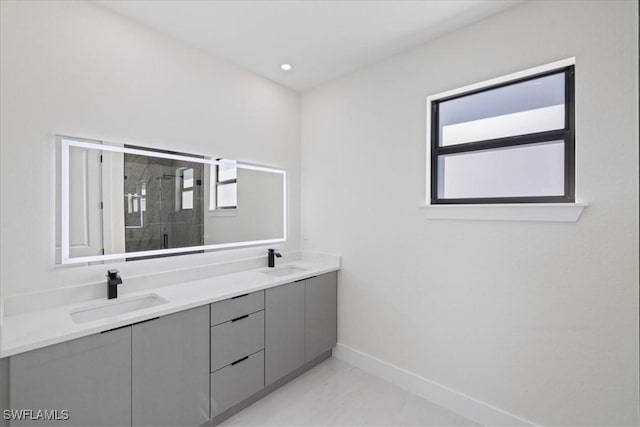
[{"left": 123, "top": 146, "right": 204, "bottom": 258}]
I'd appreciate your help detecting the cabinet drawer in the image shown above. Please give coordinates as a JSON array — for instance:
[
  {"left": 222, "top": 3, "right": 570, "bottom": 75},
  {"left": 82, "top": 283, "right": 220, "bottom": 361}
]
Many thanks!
[
  {"left": 210, "top": 290, "right": 264, "bottom": 326},
  {"left": 210, "top": 310, "right": 264, "bottom": 372},
  {"left": 210, "top": 350, "right": 264, "bottom": 418}
]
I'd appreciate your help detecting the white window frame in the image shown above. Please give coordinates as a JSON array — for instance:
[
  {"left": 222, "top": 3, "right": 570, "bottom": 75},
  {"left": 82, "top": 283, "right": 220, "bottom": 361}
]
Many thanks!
[
  {"left": 215, "top": 159, "right": 237, "bottom": 210},
  {"left": 209, "top": 158, "right": 238, "bottom": 213},
  {"left": 180, "top": 167, "right": 194, "bottom": 211}
]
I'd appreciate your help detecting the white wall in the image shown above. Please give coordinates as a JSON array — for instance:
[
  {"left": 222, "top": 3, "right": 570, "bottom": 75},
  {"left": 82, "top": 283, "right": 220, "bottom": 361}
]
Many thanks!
[
  {"left": 301, "top": 1, "right": 638, "bottom": 425},
  {"left": 0, "top": 1, "right": 300, "bottom": 296},
  {"left": 204, "top": 168, "right": 284, "bottom": 244}
]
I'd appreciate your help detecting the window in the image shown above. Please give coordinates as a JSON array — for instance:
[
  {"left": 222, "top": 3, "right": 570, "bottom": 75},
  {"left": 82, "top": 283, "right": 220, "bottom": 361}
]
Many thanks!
[
  {"left": 211, "top": 159, "right": 237, "bottom": 209},
  {"left": 429, "top": 61, "right": 575, "bottom": 204},
  {"left": 181, "top": 167, "right": 194, "bottom": 210}
]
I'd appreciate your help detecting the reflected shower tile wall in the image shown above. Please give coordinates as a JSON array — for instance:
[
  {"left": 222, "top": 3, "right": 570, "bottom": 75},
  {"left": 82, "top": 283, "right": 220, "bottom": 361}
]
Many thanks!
[{"left": 123, "top": 152, "right": 204, "bottom": 256}]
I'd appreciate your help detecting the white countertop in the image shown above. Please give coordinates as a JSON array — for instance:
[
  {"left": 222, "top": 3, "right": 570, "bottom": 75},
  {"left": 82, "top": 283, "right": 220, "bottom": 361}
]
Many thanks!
[{"left": 0, "top": 259, "right": 339, "bottom": 358}]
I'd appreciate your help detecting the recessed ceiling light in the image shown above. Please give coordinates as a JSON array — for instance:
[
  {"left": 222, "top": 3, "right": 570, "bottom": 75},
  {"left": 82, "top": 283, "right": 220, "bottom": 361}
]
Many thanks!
[{"left": 280, "top": 63, "right": 292, "bottom": 71}]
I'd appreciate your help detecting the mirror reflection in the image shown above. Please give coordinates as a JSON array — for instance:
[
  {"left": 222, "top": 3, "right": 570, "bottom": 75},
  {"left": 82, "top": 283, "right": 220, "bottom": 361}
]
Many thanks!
[
  {"left": 61, "top": 137, "right": 285, "bottom": 264},
  {"left": 122, "top": 149, "right": 205, "bottom": 257}
]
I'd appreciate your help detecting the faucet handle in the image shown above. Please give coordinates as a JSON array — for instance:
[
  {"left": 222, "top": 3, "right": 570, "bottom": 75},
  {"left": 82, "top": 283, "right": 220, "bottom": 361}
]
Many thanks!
[
  {"left": 107, "top": 269, "right": 120, "bottom": 279},
  {"left": 268, "top": 248, "right": 282, "bottom": 257}
]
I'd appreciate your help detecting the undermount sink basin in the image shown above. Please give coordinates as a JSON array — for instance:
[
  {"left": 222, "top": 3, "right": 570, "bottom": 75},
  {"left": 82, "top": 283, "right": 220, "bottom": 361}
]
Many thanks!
[
  {"left": 261, "top": 265, "right": 309, "bottom": 277},
  {"left": 70, "top": 294, "right": 168, "bottom": 324}
]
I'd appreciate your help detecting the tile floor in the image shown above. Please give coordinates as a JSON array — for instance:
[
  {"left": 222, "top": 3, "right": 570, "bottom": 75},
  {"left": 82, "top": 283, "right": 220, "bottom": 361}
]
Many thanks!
[{"left": 220, "top": 357, "right": 477, "bottom": 426}]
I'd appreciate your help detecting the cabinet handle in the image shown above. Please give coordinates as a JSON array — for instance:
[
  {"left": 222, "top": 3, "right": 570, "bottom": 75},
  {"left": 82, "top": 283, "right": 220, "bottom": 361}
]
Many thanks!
[
  {"left": 132, "top": 317, "right": 160, "bottom": 326},
  {"left": 100, "top": 316, "right": 160, "bottom": 333},
  {"left": 101, "top": 324, "right": 130, "bottom": 334},
  {"left": 231, "top": 314, "right": 249, "bottom": 322},
  {"left": 231, "top": 293, "right": 249, "bottom": 299},
  {"left": 231, "top": 356, "right": 249, "bottom": 365}
]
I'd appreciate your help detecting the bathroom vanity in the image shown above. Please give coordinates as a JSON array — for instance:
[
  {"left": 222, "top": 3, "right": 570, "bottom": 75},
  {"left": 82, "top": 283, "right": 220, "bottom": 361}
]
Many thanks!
[
  {"left": 2, "top": 261, "right": 338, "bottom": 427},
  {"left": 0, "top": 135, "right": 339, "bottom": 426}
]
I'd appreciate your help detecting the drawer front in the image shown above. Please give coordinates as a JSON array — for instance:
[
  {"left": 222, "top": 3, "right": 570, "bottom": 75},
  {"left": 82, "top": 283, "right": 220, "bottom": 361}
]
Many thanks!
[
  {"left": 210, "top": 350, "right": 264, "bottom": 418},
  {"left": 210, "top": 290, "right": 264, "bottom": 326},
  {"left": 210, "top": 311, "right": 264, "bottom": 372}
]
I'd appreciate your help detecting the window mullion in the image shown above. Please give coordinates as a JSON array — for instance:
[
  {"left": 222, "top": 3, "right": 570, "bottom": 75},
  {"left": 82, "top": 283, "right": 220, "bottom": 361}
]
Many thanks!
[{"left": 434, "top": 129, "right": 568, "bottom": 156}]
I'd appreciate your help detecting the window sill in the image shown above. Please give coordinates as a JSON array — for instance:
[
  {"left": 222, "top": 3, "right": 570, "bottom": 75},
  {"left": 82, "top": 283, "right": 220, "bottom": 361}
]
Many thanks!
[{"left": 420, "top": 202, "right": 588, "bottom": 222}]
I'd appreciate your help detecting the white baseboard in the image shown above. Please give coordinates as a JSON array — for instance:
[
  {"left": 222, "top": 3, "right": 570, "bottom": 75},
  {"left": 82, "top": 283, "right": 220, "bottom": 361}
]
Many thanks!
[{"left": 333, "top": 343, "right": 537, "bottom": 427}]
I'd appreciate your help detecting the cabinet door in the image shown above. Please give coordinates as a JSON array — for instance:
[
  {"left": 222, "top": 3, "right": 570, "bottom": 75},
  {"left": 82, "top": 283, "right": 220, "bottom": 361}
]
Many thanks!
[
  {"left": 9, "top": 327, "right": 131, "bottom": 427},
  {"left": 265, "top": 281, "right": 305, "bottom": 386},
  {"left": 305, "top": 272, "right": 338, "bottom": 362},
  {"left": 132, "top": 306, "right": 209, "bottom": 427}
]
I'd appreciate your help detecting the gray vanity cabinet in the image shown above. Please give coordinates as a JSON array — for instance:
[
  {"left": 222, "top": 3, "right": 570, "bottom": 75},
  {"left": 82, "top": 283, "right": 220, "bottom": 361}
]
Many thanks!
[
  {"left": 265, "top": 281, "right": 305, "bottom": 386},
  {"left": 6, "top": 271, "right": 337, "bottom": 427},
  {"left": 9, "top": 326, "right": 132, "bottom": 427},
  {"left": 131, "top": 306, "right": 209, "bottom": 427},
  {"left": 305, "top": 272, "right": 338, "bottom": 362},
  {"left": 1, "top": 357, "right": 9, "bottom": 427}
]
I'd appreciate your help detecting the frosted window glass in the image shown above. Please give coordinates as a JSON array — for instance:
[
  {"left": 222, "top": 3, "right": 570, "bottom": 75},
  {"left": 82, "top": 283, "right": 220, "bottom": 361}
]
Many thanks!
[
  {"left": 218, "top": 160, "right": 237, "bottom": 182},
  {"left": 217, "top": 183, "right": 237, "bottom": 208},
  {"left": 183, "top": 168, "right": 193, "bottom": 188},
  {"left": 182, "top": 190, "right": 193, "bottom": 210},
  {"left": 439, "top": 73, "right": 565, "bottom": 146},
  {"left": 438, "top": 141, "right": 564, "bottom": 199}
]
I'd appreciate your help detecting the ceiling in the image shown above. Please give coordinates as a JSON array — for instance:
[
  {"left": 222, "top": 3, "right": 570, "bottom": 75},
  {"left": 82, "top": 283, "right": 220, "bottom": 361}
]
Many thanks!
[{"left": 97, "top": 1, "right": 521, "bottom": 92}]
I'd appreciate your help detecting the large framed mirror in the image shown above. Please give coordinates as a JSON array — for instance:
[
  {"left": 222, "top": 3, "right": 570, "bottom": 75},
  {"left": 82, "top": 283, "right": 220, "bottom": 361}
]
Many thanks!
[{"left": 58, "top": 136, "right": 286, "bottom": 265}]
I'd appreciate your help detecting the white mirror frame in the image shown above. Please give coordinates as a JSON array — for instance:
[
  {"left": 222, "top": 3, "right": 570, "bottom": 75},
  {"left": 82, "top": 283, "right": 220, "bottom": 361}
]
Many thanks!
[{"left": 60, "top": 137, "right": 287, "bottom": 265}]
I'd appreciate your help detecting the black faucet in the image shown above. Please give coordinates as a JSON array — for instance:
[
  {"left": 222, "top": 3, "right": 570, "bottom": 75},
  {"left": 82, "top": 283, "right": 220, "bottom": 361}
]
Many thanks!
[
  {"left": 107, "top": 269, "right": 122, "bottom": 299},
  {"left": 267, "top": 249, "right": 282, "bottom": 268}
]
